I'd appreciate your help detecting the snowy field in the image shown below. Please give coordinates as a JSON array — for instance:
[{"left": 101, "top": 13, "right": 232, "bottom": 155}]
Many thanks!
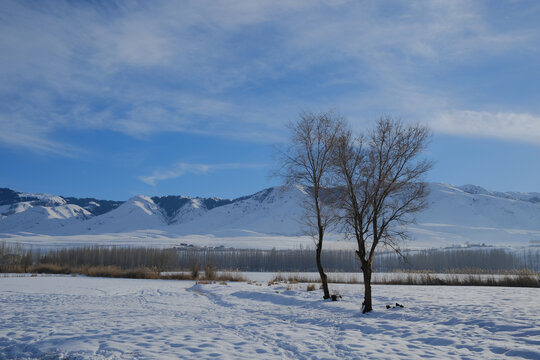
[
  {"left": 0, "top": 232, "right": 349, "bottom": 251},
  {"left": 1, "top": 277, "right": 539, "bottom": 360}
]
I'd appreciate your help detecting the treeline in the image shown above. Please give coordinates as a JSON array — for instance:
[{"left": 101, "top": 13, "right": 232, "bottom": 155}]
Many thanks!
[
  {"left": 1, "top": 242, "right": 538, "bottom": 273},
  {"left": 176, "top": 247, "right": 540, "bottom": 273},
  {"left": 376, "top": 248, "right": 540, "bottom": 273},
  {"left": 0, "top": 243, "right": 179, "bottom": 273},
  {"left": 177, "top": 247, "right": 357, "bottom": 272}
]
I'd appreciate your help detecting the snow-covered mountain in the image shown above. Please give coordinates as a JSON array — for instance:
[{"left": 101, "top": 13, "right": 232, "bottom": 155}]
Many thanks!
[
  {"left": 0, "top": 188, "right": 92, "bottom": 234},
  {"left": 74, "top": 195, "right": 167, "bottom": 234},
  {"left": 1, "top": 184, "right": 539, "bottom": 248},
  {"left": 409, "top": 183, "right": 540, "bottom": 247},
  {"left": 168, "top": 186, "right": 308, "bottom": 237}
]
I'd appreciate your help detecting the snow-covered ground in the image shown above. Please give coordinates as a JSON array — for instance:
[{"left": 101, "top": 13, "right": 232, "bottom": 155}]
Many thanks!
[
  {"left": 0, "top": 231, "right": 342, "bottom": 250},
  {"left": 1, "top": 276, "right": 539, "bottom": 359}
]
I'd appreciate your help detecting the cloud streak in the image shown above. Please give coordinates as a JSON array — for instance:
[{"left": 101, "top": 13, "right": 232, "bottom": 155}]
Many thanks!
[
  {"left": 139, "top": 162, "right": 269, "bottom": 186},
  {"left": 432, "top": 111, "right": 540, "bottom": 145}
]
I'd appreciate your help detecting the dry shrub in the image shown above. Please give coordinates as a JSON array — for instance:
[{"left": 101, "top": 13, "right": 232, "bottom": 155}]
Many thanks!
[
  {"left": 203, "top": 264, "right": 216, "bottom": 281},
  {"left": 84, "top": 265, "right": 123, "bottom": 278},
  {"left": 160, "top": 273, "right": 193, "bottom": 280},
  {"left": 328, "top": 274, "right": 360, "bottom": 284},
  {"left": 374, "top": 272, "right": 540, "bottom": 287},
  {"left": 197, "top": 267, "right": 246, "bottom": 282},
  {"left": 191, "top": 261, "right": 200, "bottom": 280},
  {"left": 123, "top": 267, "right": 159, "bottom": 279},
  {"left": 497, "top": 274, "right": 540, "bottom": 287},
  {"left": 223, "top": 272, "right": 246, "bottom": 282},
  {"left": 270, "top": 273, "right": 316, "bottom": 283},
  {"left": 0, "top": 264, "right": 24, "bottom": 273},
  {"left": 306, "top": 284, "right": 316, "bottom": 291},
  {"left": 213, "top": 271, "right": 246, "bottom": 282},
  {"left": 82, "top": 266, "right": 159, "bottom": 279},
  {"left": 270, "top": 273, "right": 360, "bottom": 284},
  {"left": 30, "top": 264, "right": 71, "bottom": 274}
]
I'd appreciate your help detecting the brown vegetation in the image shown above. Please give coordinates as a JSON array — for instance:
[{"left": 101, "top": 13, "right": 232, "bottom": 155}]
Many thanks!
[
  {"left": 269, "top": 272, "right": 540, "bottom": 288},
  {"left": 0, "top": 262, "right": 245, "bottom": 282},
  {"left": 377, "top": 272, "right": 540, "bottom": 288},
  {"left": 270, "top": 272, "right": 360, "bottom": 284}
]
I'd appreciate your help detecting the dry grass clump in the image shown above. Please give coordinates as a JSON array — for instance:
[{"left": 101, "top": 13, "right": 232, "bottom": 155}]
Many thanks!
[
  {"left": 211, "top": 271, "right": 246, "bottom": 282},
  {"left": 84, "top": 266, "right": 160, "bottom": 279},
  {"left": 188, "top": 262, "right": 245, "bottom": 282},
  {"left": 268, "top": 271, "right": 539, "bottom": 288},
  {"left": 270, "top": 272, "right": 360, "bottom": 284},
  {"left": 306, "top": 284, "right": 316, "bottom": 292},
  {"left": 2, "top": 261, "right": 248, "bottom": 282},
  {"left": 270, "top": 273, "right": 318, "bottom": 284},
  {"left": 160, "top": 273, "right": 193, "bottom": 280},
  {"left": 203, "top": 264, "right": 216, "bottom": 281},
  {"left": 190, "top": 261, "right": 200, "bottom": 280},
  {"left": 482, "top": 273, "right": 539, "bottom": 287},
  {"left": 29, "top": 264, "right": 72, "bottom": 274},
  {"left": 328, "top": 274, "right": 360, "bottom": 284},
  {"left": 375, "top": 272, "right": 540, "bottom": 287}
]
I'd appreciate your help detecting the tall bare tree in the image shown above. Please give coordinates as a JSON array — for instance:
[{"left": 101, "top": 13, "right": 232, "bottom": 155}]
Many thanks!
[
  {"left": 280, "top": 111, "right": 345, "bottom": 299},
  {"left": 332, "top": 117, "right": 432, "bottom": 312}
]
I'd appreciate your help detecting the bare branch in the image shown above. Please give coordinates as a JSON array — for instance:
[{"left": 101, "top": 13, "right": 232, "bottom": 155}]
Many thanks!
[
  {"left": 331, "top": 116, "right": 432, "bottom": 313},
  {"left": 277, "top": 111, "right": 346, "bottom": 299}
]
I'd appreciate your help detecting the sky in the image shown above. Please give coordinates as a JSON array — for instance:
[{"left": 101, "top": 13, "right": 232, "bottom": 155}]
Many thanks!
[{"left": 1, "top": 0, "right": 539, "bottom": 200}]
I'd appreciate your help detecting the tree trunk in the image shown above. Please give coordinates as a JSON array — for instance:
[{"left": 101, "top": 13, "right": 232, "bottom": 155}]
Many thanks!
[
  {"left": 316, "top": 243, "right": 330, "bottom": 299},
  {"left": 361, "top": 263, "right": 373, "bottom": 313}
]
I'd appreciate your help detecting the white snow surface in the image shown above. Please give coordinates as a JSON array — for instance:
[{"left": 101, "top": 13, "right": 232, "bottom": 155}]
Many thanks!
[
  {"left": 76, "top": 195, "right": 167, "bottom": 234},
  {"left": 1, "top": 183, "right": 540, "bottom": 249},
  {"left": 1, "top": 276, "right": 539, "bottom": 359},
  {"left": 170, "top": 198, "right": 208, "bottom": 224},
  {"left": 410, "top": 183, "right": 540, "bottom": 248},
  {"left": 168, "top": 186, "right": 307, "bottom": 237},
  {"left": 19, "top": 192, "right": 67, "bottom": 206},
  {"left": 0, "top": 203, "right": 91, "bottom": 233}
]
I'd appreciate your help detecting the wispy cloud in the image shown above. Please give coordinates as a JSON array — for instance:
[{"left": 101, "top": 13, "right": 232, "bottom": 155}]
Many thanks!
[
  {"left": 139, "top": 162, "right": 269, "bottom": 186},
  {"left": 0, "top": 114, "right": 82, "bottom": 157},
  {"left": 1, "top": 0, "right": 539, "bottom": 154},
  {"left": 0, "top": 130, "right": 79, "bottom": 157},
  {"left": 432, "top": 110, "right": 540, "bottom": 145}
]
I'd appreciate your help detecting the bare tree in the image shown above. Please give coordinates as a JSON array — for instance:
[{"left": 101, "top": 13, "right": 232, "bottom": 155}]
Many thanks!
[
  {"left": 279, "top": 111, "right": 345, "bottom": 299},
  {"left": 332, "top": 116, "right": 432, "bottom": 312}
]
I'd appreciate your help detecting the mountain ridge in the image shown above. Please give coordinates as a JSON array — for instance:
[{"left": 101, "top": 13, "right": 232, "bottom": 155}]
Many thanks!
[{"left": 1, "top": 184, "right": 539, "bottom": 249}]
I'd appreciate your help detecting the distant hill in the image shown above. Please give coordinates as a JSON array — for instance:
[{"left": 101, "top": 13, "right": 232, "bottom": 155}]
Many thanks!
[{"left": 1, "top": 184, "right": 539, "bottom": 249}]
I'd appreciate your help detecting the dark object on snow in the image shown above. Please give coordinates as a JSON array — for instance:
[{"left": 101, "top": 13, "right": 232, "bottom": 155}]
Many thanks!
[
  {"left": 331, "top": 294, "right": 342, "bottom": 301},
  {"left": 386, "top": 302, "right": 405, "bottom": 309}
]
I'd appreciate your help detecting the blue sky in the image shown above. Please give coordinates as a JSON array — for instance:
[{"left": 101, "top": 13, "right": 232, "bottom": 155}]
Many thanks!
[{"left": 1, "top": 0, "right": 539, "bottom": 200}]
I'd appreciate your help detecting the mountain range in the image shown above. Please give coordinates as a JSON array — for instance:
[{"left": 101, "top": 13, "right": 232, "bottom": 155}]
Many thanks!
[{"left": 1, "top": 184, "right": 539, "bottom": 249}]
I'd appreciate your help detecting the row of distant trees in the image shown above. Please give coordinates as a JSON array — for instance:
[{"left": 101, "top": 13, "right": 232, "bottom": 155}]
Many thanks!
[
  {"left": 279, "top": 112, "right": 432, "bottom": 312},
  {"left": 1, "top": 242, "right": 538, "bottom": 273}
]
